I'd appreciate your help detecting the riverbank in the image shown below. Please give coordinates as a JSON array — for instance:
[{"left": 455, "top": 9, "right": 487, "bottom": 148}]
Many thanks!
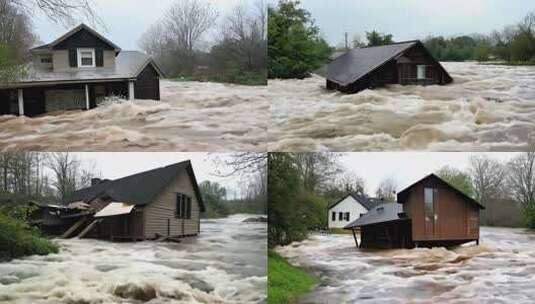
[
  {"left": 0, "top": 213, "right": 58, "bottom": 261},
  {"left": 268, "top": 250, "right": 318, "bottom": 304}
]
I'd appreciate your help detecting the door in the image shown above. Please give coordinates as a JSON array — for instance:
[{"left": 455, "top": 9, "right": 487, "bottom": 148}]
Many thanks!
[{"left": 424, "top": 187, "right": 438, "bottom": 238}]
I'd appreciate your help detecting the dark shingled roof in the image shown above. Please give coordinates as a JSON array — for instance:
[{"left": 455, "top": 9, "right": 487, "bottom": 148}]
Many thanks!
[
  {"left": 398, "top": 173, "right": 485, "bottom": 210},
  {"left": 344, "top": 203, "right": 407, "bottom": 229},
  {"left": 321, "top": 41, "right": 418, "bottom": 86},
  {"left": 65, "top": 160, "right": 205, "bottom": 212},
  {"left": 328, "top": 193, "right": 387, "bottom": 211}
]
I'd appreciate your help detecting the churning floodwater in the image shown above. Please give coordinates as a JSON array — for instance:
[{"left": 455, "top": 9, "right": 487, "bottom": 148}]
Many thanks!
[
  {"left": 269, "top": 62, "right": 535, "bottom": 151},
  {"left": 0, "top": 214, "right": 267, "bottom": 304},
  {"left": 276, "top": 227, "right": 535, "bottom": 304},
  {"left": 0, "top": 81, "right": 268, "bottom": 151}
]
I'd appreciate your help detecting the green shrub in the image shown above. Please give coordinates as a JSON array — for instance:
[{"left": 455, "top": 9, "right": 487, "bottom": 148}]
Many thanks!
[
  {"left": 0, "top": 213, "right": 58, "bottom": 261},
  {"left": 268, "top": 250, "right": 318, "bottom": 304}
]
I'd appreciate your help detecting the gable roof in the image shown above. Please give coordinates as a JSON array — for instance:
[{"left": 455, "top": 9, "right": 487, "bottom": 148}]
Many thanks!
[
  {"left": 318, "top": 40, "right": 451, "bottom": 87},
  {"left": 65, "top": 160, "right": 205, "bottom": 212},
  {"left": 31, "top": 23, "right": 121, "bottom": 53},
  {"left": 328, "top": 193, "right": 386, "bottom": 211},
  {"left": 397, "top": 173, "right": 485, "bottom": 210},
  {"left": 344, "top": 203, "right": 407, "bottom": 229}
]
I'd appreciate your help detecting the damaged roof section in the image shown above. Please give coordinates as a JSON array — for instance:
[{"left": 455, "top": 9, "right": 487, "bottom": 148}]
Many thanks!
[
  {"left": 344, "top": 203, "right": 407, "bottom": 229},
  {"left": 94, "top": 202, "right": 135, "bottom": 218},
  {"left": 65, "top": 160, "right": 205, "bottom": 212}
]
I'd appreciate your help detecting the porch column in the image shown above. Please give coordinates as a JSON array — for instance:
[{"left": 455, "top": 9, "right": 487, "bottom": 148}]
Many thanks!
[
  {"left": 85, "top": 84, "right": 90, "bottom": 110},
  {"left": 17, "top": 89, "right": 24, "bottom": 116},
  {"left": 128, "top": 80, "right": 135, "bottom": 101}
]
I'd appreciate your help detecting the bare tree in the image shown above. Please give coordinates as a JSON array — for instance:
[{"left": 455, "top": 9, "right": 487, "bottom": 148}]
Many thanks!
[
  {"left": 46, "top": 152, "right": 99, "bottom": 201},
  {"left": 375, "top": 177, "right": 398, "bottom": 201},
  {"left": 335, "top": 172, "right": 365, "bottom": 195},
  {"left": 165, "top": 0, "right": 218, "bottom": 56},
  {"left": 9, "top": 0, "right": 101, "bottom": 27},
  {"left": 507, "top": 152, "right": 535, "bottom": 208},
  {"left": 469, "top": 154, "right": 506, "bottom": 206},
  {"left": 0, "top": 0, "right": 36, "bottom": 59}
]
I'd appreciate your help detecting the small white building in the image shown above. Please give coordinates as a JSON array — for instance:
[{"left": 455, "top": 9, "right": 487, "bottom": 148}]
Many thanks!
[{"left": 328, "top": 194, "right": 383, "bottom": 229}]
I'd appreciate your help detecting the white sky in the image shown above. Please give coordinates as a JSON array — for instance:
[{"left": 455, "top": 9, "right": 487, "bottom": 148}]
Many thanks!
[
  {"left": 42, "top": 152, "right": 249, "bottom": 199},
  {"left": 32, "top": 0, "right": 247, "bottom": 51},
  {"left": 270, "top": 0, "right": 535, "bottom": 46},
  {"left": 340, "top": 152, "right": 519, "bottom": 196}
]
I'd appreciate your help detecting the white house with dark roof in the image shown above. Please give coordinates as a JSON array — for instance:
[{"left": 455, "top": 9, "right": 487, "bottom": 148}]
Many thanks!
[
  {"left": 328, "top": 194, "right": 387, "bottom": 229},
  {"left": 0, "top": 24, "right": 164, "bottom": 117}
]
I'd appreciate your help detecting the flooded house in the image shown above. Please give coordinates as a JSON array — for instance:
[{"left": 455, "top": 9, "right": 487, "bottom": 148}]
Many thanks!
[
  {"left": 0, "top": 23, "right": 164, "bottom": 117},
  {"left": 35, "top": 160, "right": 205, "bottom": 241},
  {"left": 344, "top": 174, "right": 484, "bottom": 249},
  {"left": 317, "top": 40, "right": 453, "bottom": 94},
  {"left": 327, "top": 193, "right": 390, "bottom": 229}
]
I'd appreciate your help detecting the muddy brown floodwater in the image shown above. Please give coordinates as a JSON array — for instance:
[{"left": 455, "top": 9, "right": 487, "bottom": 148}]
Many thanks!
[
  {"left": 0, "top": 81, "right": 268, "bottom": 151},
  {"left": 0, "top": 215, "right": 267, "bottom": 304},
  {"left": 269, "top": 62, "right": 535, "bottom": 151},
  {"left": 276, "top": 227, "right": 535, "bottom": 304}
]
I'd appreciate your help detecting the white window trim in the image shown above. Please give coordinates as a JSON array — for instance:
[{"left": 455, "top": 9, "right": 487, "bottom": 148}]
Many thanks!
[
  {"left": 77, "top": 48, "right": 95, "bottom": 68},
  {"left": 417, "top": 65, "right": 426, "bottom": 80}
]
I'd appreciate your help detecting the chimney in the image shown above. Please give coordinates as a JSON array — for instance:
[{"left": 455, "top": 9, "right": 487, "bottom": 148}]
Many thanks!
[{"left": 91, "top": 178, "right": 101, "bottom": 186}]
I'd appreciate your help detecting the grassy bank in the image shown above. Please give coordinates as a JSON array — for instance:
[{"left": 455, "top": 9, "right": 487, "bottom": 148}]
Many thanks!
[
  {"left": 268, "top": 250, "right": 318, "bottom": 304},
  {"left": 0, "top": 213, "right": 58, "bottom": 261}
]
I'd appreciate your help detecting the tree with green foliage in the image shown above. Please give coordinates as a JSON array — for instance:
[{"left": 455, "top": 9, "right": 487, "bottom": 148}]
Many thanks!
[
  {"left": 268, "top": 0, "right": 331, "bottom": 79},
  {"left": 199, "top": 180, "right": 229, "bottom": 218},
  {"left": 436, "top": 166, "right": 474, "bottom": 198},
  {"left": 365, "top": 30, "right": 393, "bottom": 47}
]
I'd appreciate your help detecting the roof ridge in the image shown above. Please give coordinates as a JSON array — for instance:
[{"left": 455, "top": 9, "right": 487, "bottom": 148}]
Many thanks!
[
  {"left": 356, "top": 40, "right": 420, "bottom": 49},
  {"left": 76, "top": 160, "right": 189, "bottom": 192}
]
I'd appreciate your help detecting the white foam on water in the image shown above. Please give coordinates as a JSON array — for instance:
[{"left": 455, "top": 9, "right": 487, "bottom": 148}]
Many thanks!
[
  {"left": 269, "top": 62, "right": 535, "bottom": 151},
  {"left": 0, "top": 215, "right": 267, "bottom": 303},
  {"left": 0, "top": 81, "right": 268, "bottom": 151},
  {"left": 276, "top": 227, "right": 535, "bottom": 303}
]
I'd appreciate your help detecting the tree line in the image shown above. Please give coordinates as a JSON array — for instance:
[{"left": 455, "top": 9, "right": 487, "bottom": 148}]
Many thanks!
[
  {"left": 268, "top": 152, "right": 535, "bottom": 248},
  {"left": 139, "top": 0, "right": 267, "bottom": 85},
  {"left": 425, "top": 12, "right": 535, "bottom": 62}
]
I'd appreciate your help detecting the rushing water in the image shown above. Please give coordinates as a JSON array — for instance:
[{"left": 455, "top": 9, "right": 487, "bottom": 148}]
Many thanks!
[
  {"left": 269, "top": 62, "right": 535, "bottom": 151},
  {"left": 0, "top": 81, "right": 268, "bottom": 151},
  {"left": 0, "top": 214, "right": 267, "bottom": 304},
  {"left": 276, "top": 227, "right": 535, "bottom": 304}
]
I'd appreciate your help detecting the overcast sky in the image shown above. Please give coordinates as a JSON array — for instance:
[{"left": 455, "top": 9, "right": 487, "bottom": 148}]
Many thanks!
[
  {"left": 42, "top": 153, "right": 252, "bottom": 199},
  {"left": 276, "top": 0, "right": 535, "bottom": 46},
  {"left": 340, "top": 152, "right": 519, "bottom": 196},
  {"left": 32, "top": 0, "right": 246, "bottom": 51}
]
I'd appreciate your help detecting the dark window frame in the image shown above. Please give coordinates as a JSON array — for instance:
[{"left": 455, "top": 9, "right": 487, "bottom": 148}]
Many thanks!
[{"left": 331, "top": 211, "right": 336, "bottom": 221}]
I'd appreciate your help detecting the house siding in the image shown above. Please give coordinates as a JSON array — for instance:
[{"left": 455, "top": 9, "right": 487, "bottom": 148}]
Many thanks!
[
  {"left": 52, "top": 49, "right": 115, "bottom": 72},
  {"left": 328, "top": 196, "right": 368, "bottom": 229},
  {"left": 403, "top": 178, "right": 480, "bottom": 242},
  {"left": 143, "top": 169, "right": 200, "bottom": 238},
  {"left": 53, "top": 50, "right": 70, "bottom": 72}
]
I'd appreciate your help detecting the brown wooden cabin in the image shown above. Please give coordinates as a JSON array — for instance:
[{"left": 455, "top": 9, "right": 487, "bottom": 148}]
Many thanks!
[
  {"left": 33, "top": 160, "right": 205, "bottom": 242},
  {"left": 0, "top": 24, "right": 164, "bottom": 117},
  {"left": 345, "top": 174, "right": 484, "bottom": 249},
  {"left": 317, "top": 40, "right": 453, "bottom": 94}
]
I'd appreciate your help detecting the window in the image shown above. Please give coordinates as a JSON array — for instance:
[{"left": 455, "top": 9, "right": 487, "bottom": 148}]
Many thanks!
[
  {"left": 40, "top": 56, "right": 52, "bottom": 64},
  {"left": 417, "top": 65, "right": 426, "bottom": 80},
  {"left": 339, "top": 212, "right": 343, "bottom": 221},
  {"left": 424, "top": 187, "right": 434, "bottom": 220},
  {"left": 331, "top": 211, "right": 336, "bottom": 221},
  {"left": 345, "top": 212, "right": 350, "bottom": 221},
  {"left": 176, "top": 193, "right": 192, "bottom": 219},
  {"left": 77, "top": 48, "right": 95, "bottom": 68}
]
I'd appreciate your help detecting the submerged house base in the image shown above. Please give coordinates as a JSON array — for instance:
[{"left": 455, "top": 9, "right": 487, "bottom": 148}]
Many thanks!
[{"left": 319, "top": 40, "right": 453, "bottom": 94}]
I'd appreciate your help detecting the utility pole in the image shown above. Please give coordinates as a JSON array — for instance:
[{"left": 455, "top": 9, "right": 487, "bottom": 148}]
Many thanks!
[{"left": 345, "top": 32, "right": 349, "bottom": 50}]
